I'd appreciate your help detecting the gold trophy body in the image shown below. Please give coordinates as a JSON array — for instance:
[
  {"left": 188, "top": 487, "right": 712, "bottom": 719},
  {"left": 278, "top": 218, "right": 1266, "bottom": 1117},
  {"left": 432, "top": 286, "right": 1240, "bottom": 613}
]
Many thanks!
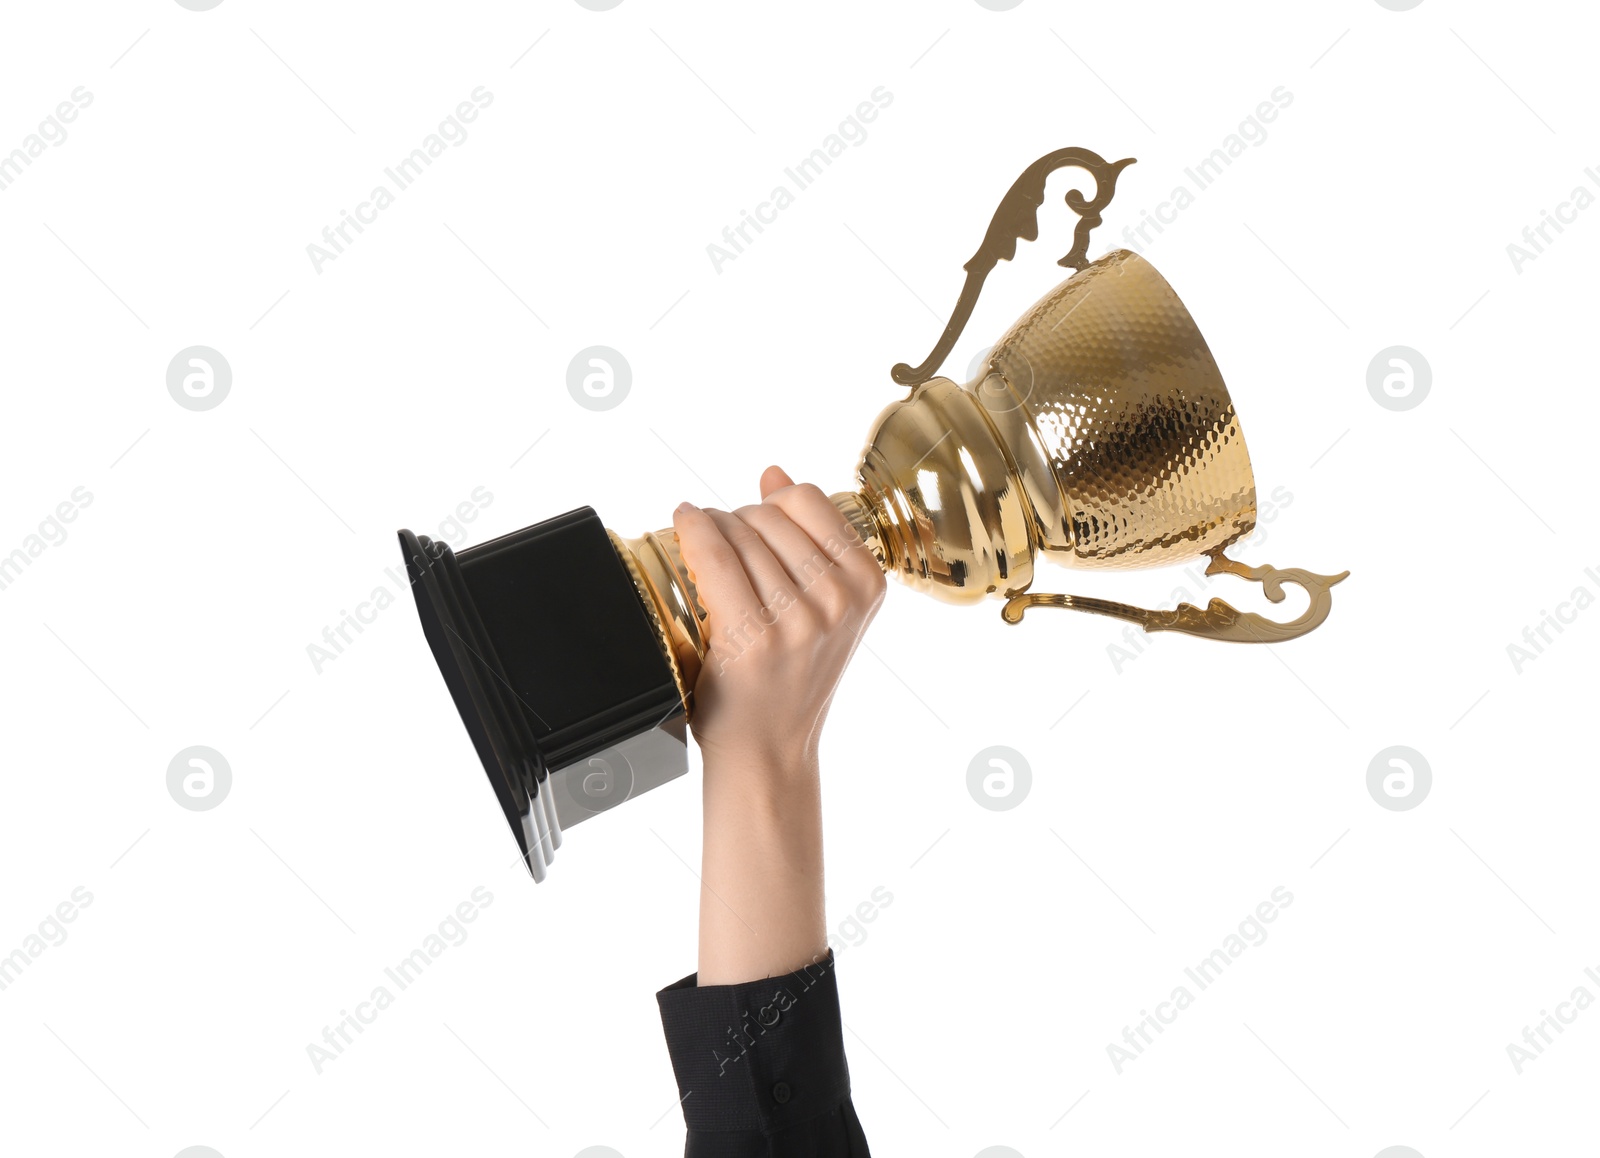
[
  {"left": 402, "top": 148, "right": 1346, "bottom": 878},
  {"left": 620, "top": 242, "right": 1346, "bottom": 709}
]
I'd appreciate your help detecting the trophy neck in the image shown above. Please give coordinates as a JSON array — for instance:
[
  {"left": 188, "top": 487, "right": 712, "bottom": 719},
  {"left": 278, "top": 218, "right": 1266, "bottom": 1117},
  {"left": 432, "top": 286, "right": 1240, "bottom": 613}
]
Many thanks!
[
  {"left": 612, "top": 529, "right": 706, "bottom": 712},
  {"left": 828, "top": 491, "right": 891, "bottom": 572},
  {"left": 610, "top": 492, "right": 893, "bottom": 718},
  {"left": 849, "top": 377, "right": 1038, "bottom": 604}
]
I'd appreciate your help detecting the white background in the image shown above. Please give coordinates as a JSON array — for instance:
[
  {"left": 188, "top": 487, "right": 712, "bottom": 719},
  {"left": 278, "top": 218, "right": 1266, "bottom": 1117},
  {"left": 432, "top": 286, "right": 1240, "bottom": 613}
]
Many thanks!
[{"left": 1, "top": 1, "right": 1596, "bottom": 1155}]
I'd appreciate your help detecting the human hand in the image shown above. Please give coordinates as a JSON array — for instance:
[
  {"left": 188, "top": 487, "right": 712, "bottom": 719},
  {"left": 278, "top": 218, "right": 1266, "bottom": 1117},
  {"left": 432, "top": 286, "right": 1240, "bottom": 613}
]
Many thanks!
[
  {"left": 672, "top": 466, "right": 886, "bottom": 774},
  {"left": 670, "top": 466, "right": 885, "bottom": 984}
]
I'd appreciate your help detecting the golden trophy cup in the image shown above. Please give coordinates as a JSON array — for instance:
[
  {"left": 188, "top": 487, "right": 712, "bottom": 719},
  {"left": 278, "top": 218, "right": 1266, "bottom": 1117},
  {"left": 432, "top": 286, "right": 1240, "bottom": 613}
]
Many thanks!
[{"left": 400, "top": 147, "right": 1347, "bottom": 879}]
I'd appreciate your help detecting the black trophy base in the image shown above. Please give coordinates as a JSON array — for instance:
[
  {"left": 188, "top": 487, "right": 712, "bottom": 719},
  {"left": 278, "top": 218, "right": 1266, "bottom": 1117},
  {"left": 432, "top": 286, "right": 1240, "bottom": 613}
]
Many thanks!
[{"left": 398, "top": 507, "right": 687, "bottom": 880}]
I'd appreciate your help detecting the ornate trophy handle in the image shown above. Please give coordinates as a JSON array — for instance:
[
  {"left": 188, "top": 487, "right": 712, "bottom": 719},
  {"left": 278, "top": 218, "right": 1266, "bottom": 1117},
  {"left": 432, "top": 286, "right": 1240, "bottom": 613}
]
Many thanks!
[
  {"left": 1000, "top": 548, "right": 1350, "bottom": 644},
  {"left": 890, "top": 146, "right": 1137, "bottom": 387}
]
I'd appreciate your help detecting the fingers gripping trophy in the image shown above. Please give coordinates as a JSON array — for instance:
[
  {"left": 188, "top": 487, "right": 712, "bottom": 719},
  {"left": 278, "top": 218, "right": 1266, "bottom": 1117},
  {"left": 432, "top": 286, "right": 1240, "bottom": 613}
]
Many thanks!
[{"left": 397, "top": 146, "right": 1349, "bottom": 879}]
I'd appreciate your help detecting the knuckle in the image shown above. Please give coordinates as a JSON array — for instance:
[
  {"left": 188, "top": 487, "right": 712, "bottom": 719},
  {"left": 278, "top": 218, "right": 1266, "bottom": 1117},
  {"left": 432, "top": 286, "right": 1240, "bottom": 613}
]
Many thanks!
[
  {"left": 793, "top": 551, "right": 831, "bottom": 589},
  {"left": 784, "top": 600, "right": 822, "bottom": 636},
  {"left": 846, "top": 546, "right": 888, "bottom": 588},
  {"left": 714, "top": 513, "right": 760, "bottom": 547},
  {"left": 814, "top": 580, "right": 854, "bottom": 626},
  {"left": 691, "top": 538, "right": 740, "bottom": 577},
  {"left": 859, "top": 560, "right": 888, "bottom": 595},
  {"left": 737, "top": 505, "right": 784, "bottom": 540}
]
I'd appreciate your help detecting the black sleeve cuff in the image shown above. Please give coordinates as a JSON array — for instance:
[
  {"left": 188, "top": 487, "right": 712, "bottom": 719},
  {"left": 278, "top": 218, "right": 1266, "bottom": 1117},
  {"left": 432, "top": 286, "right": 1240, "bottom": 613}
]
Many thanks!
[{"left": 656, "top": 951, "right": 853, "bottom": 1136}]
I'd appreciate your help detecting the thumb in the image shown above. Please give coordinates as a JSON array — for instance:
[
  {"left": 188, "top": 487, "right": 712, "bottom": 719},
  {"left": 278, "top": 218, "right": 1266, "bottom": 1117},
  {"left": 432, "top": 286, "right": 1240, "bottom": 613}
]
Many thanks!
[{"left": 759, "top": 464, "right": 795, "bottom": 499}]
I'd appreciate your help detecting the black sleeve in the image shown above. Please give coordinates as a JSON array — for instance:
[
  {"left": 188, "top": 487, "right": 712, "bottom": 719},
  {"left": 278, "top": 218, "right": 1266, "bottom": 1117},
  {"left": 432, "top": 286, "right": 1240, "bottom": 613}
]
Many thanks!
[{"left": 655, "top": 950, "right": 871, "bottom": 1156}]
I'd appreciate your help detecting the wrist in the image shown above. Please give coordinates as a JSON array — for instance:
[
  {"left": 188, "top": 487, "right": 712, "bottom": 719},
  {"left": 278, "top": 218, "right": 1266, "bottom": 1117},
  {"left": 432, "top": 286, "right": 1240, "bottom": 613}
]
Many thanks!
[{"left": 701, "top": 741, "right": 820, "bottom": 797}]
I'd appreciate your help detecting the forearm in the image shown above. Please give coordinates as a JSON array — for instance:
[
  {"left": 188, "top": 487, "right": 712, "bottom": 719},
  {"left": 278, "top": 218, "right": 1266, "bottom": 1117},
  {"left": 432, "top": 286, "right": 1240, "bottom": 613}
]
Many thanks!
[
  {"left": 698, "top": 750, "right": 828, "bottom": 986},
  {"left": 659, "top": 476, "right": 877, "bottom": 1151}
]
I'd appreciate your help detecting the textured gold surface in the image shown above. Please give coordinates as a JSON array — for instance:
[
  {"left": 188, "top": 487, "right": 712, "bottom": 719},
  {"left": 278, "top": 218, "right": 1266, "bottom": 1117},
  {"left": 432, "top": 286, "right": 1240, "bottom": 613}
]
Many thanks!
[
  {"left": 982, "top": 248, "right": 1256, "bottom": 567},
  {"left": 611, "top": 247, "right": 1342, "bottom": 666}
]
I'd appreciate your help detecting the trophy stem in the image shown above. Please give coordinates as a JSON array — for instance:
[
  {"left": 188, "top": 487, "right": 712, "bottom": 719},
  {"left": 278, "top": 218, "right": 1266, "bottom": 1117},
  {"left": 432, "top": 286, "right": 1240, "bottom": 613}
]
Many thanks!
[
  {"left": 829, "top": 491, "right": 892, "bottom": 572},
  {"left": 610, "top": 528, "right": 705, "bottom": 713},
  {"left": 610, "top": 491, "right": 893, "bottom": 719}
]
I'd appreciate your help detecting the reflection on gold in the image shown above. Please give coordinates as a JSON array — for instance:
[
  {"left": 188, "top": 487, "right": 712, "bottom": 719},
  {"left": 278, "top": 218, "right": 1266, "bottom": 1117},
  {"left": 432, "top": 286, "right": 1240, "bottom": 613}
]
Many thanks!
[{"left": 608, "top": 148, "right": 1345, "bottom": 714}]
